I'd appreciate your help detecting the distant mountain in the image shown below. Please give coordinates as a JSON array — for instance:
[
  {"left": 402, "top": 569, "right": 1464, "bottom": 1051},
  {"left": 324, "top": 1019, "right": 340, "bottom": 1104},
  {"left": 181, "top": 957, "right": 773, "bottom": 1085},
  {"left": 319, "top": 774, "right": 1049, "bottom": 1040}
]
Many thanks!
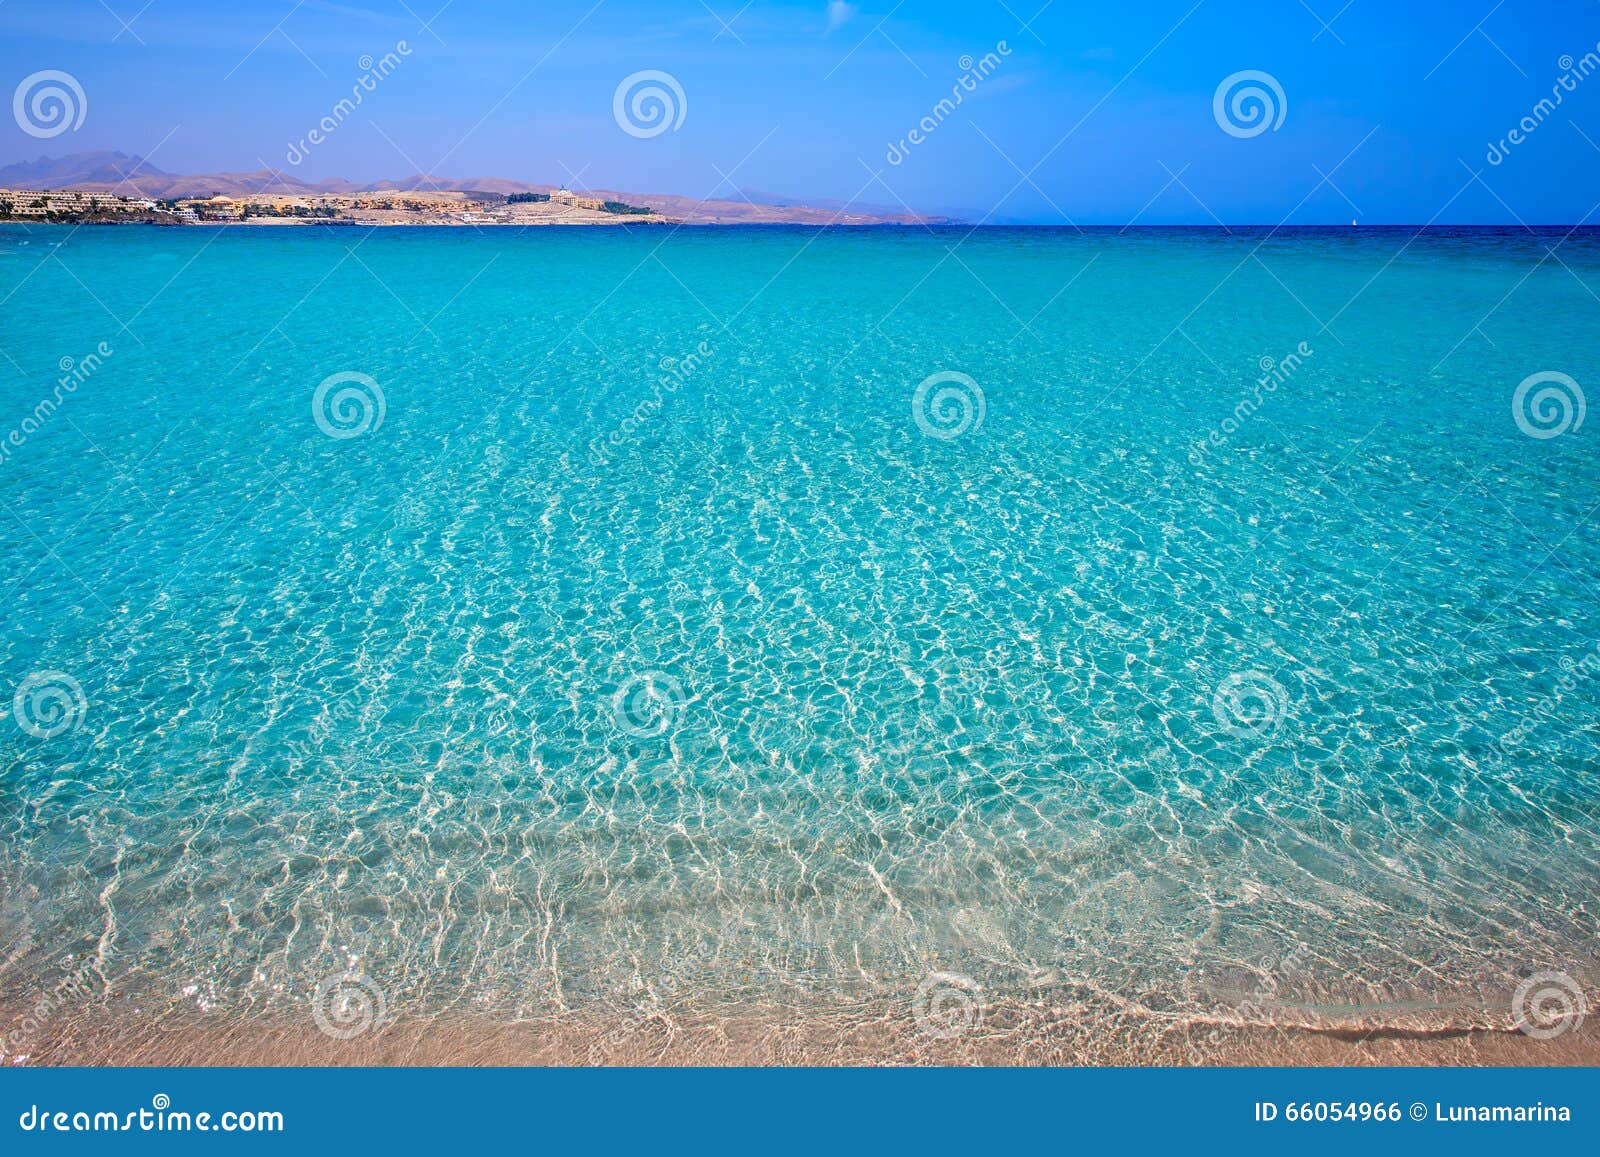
[
  {"left": 577, "top": 186, "right": 950, "bottom": 226},
  {"left": 0, "top": 152, "right": 951, "bottom": 225},
  {"left": 375, "top": 174, "right": 547, "bottom": 197},
  {"left": 741, "top": 187, "right": 929, "bottom": 219},
  {"left": 0, "top": 152, "right": 330, "bottom": 198},
  {"left": 0, "top": 150, "right": 173, "bottom": 188}
]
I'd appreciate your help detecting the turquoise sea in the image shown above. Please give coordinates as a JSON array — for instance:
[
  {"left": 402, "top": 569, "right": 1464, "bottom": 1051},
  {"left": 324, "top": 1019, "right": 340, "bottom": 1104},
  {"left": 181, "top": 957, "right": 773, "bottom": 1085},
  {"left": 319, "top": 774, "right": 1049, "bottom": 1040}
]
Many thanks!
[{"left": 1, "top": 223, "right": 1597, "bottom": 1049}]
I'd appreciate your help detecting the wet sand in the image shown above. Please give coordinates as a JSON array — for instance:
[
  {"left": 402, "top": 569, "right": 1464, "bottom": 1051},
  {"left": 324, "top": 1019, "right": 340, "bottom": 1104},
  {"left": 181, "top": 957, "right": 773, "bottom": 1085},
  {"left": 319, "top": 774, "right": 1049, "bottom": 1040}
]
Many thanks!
[{"left": 5, "top": 994, "right": 1595, "bottom": 1067}]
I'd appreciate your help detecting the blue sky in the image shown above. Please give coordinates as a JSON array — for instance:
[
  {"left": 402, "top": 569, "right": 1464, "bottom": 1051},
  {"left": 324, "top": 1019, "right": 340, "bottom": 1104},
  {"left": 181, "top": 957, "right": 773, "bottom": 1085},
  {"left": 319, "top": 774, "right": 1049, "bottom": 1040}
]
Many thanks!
[{"left": 1, "top": 0, "right": 1598, "bottom": 223}]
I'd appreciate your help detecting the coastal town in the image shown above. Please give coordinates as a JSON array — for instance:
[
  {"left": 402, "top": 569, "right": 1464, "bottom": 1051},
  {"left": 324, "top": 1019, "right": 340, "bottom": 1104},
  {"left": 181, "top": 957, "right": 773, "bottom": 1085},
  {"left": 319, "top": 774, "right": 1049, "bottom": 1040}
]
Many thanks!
[
  {"left": 0, "top": 152, "right": 947, "bottom": 226},
  {"left": 0, "top": 185, "right": 662, "bottom": 226}
]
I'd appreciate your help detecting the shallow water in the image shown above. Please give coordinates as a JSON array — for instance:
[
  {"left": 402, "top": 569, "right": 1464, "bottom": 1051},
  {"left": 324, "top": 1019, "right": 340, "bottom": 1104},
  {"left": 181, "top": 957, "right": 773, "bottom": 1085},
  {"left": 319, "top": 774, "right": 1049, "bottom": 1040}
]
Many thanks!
[{"left": 1, "top": 224, "right": 1596, "bottom": 1044}]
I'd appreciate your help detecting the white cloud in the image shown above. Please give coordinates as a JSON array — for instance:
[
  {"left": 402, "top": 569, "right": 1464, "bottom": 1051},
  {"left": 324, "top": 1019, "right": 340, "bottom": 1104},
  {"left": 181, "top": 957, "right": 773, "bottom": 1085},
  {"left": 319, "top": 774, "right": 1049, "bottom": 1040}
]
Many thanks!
[{"left": 825, "top": 1, "right": 857, "bottom": 34}]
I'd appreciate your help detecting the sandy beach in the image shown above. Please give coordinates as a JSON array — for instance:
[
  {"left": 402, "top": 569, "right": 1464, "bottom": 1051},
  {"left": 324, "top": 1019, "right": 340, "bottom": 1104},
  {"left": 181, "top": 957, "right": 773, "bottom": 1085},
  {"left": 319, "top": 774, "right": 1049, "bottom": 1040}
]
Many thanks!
[{"left": 5, "top": 989, "right": 1596, "bottom": 1067}]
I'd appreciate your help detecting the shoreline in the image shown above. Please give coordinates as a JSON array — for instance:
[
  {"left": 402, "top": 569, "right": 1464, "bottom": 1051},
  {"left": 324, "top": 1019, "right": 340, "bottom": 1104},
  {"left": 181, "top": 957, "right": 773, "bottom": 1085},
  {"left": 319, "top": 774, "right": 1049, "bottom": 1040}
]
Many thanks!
[
  {"left": 0, "top": 182, "right": 944, "bottom": 228},
  {"left": 0, "top": 215, "right": 944, "bottom": 229},
  {"left": 7, "top": 218, "right": 1600, "bottom": 232},
  {"left": 6, "top": 995, "right": 1595, "bottom": 1067}
]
